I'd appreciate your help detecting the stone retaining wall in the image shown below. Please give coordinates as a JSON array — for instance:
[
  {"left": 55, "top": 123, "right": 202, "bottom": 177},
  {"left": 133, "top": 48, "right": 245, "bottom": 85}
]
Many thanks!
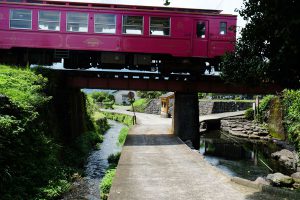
[
  {"left": 143, "top": 99, "right": 253, "bottom": 115},
  {"left": 144, "top": 99, "right": 161, "bottom": 115},
  {"left": 199, "top": 101, "right": 253, "bottom": 115}
]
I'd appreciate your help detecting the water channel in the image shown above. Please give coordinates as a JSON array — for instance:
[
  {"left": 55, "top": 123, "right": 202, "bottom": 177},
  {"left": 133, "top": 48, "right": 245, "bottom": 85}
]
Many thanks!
[
  {"left": 62, "top": 120, "right": 124, "bottom": 200},
  {"left": 199, "top": 130, "right": 280, "bottom": 181}
]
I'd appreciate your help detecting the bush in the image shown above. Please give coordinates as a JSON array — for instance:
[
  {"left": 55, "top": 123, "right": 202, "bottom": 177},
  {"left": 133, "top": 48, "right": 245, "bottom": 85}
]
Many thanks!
[
  {"left": 137, "top": 91, "right": 164, "bottom": 99},
  {"left": 108, "top": 152, "right": 121, "bottom": 166},
  {"left": 102, "top": 112, "right": 134, "bottom": 126},
  {"left": 256, "top": 95, "right": 274, "bottom": 122},
  {"left": 100, "top": 169, "right": 116, "bottom": 200},
  {"left": 93, "top": 112, "right": 110, "bottom": 133},
  {"left": 132, "top": 98, "right": 150, "bottom": 113},
  {"left": 89, "top": 91, "right": 115, "bottom": 108},
  {"left": 244, "top": 108, "right": 254, "bottom": 120},
  {"left": 118, "top": 126, "right": 129, "bottom": 146},
  {"left": 282, "top": 90, "right": 300, "bottom": 153}
]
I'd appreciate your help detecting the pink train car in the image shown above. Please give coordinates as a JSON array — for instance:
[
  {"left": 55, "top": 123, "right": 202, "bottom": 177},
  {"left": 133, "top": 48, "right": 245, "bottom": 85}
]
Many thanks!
[{"left": 0, "top": 0, "right": 237, "bottom": 73}]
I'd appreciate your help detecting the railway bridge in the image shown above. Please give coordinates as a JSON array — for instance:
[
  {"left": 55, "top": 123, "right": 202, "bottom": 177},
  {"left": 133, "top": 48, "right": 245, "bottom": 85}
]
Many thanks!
[{"left": 54, "top": 69, "right": 282, "bottom": 149}]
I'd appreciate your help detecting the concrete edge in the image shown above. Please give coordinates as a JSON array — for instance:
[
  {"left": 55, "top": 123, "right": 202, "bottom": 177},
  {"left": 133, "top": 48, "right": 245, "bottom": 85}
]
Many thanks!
[{"left": 231, "top": 177, "right": 262, "bottom": 190}]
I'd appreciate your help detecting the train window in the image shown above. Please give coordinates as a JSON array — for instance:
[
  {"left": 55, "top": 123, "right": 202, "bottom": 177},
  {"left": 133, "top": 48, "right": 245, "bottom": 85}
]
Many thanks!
[
  {"left": 67, "top": 12, "right": 88, "bottom": 32},
  {"left": 27, "top": 0, "right": 41, "bottom": 3},
  {"left": 196, "top": 22, "right": 206, "bottom": 38},
  {"left": 39, "top": 11, "right": 60, "bottom": 31},
  {"left": 122, "top": 16, "right": 143, "bottom": 35},
  {"left": 94, "top": 14, "right": 116, "bottom": 34},
  {"left": 10, "top": 9, "right": 32, "bottom": 29},
  {"left": 220, "top": 22, "right": 227, "bottom": 35},
  {"left": 7, "top": 0, "right": 23, "bottom": 2},
  {"left": 150, "top": 17, "right": 170, "bottom": 36}
]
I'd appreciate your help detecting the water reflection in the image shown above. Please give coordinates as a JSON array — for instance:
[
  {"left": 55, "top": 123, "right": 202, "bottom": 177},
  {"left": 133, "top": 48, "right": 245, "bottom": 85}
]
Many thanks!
[{"left": 199, "top": 130, "right": 278, "bottom": 181}]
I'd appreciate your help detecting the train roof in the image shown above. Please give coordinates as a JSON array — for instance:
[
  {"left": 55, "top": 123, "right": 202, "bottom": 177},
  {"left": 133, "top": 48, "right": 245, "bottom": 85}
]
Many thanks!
[{"left": 3, "top": 0, "right": 232, "bottom": 15}]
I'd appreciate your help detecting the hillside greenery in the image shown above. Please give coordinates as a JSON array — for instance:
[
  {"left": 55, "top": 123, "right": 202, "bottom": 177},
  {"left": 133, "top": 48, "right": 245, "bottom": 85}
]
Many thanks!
[
  {"left": 0, "top": 65, "right": 109, "bottom": 199},
  {"left": 132, "top": 98, "right": 150, "bottom": 113},
  {"left": 245, "top": 92, "right": 300, "bottom": 155},
  {"left": 282, "top": 90, "right": 300, "bottom": 153}
]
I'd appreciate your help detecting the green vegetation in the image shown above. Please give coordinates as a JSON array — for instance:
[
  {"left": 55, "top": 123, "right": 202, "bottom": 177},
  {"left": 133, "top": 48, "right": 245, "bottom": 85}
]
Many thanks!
[
  {"left": 93, "top": 111, "right": 110, "bottom": 134},
  {"left": 256, "top": 95, "right": 274, "bottom": 123},
  {"left": 0, "top": 65, "right": 109, "bottom": 199},
  {"left": 221, "top": 0, "right": 299, "bottom": 87},
  {"left": 100, "top": 169, "right": 116, "bottom": 200},
  {"left": 132, "top": 98, "right": 150, "bottom": 112},
  {"left": 244, "top": 108, "right": 254, "bottom": 120},
  {"left": 118, "top": 126, "right": 129, "bottom": 146},
  {"left": 103, "top": 111, "right": 134, "bottom": 126},
  {"left": 282, "top": 90, "right": 300, "bottom": 154},
  {"left": 245, "top": 92, "right": 300, "bottom": 155},
  {"left": 89, "top": 91, "right": 115, "bottom": 109},
  {"left": 107, "top": 152, "right": 121, "bottom": 168},
  {"left": 137, "top": 91, "right": 164, "bottom": 99}
]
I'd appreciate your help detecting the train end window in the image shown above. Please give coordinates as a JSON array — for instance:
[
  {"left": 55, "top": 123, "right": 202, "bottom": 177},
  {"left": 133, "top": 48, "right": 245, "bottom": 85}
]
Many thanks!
[
  {"left": 220, "top": 22, "right": 227, "bottom": 35},
  {"left": 196, "top": 22, "right": 206, "bottom": 38},
  {"left": 67, "top": 12, "right": 88, "bottom": 32},
  {"left": 39, "top": 11, "right": 60, "bottom": 31},
  {"left": 95, "top": 14, "right": 116, "bottom": 34},
  {"left": 7, "top": 0, "right": 23, "bottom": 2},
  {"left": 10, "top": 9, "right": 32, "bottom": 29},
  {"left": 122, "top": 16, "right": 143, "bottom": 35},
  {"left": 150, "top": 17, "right": 170, "bottom": 36}
]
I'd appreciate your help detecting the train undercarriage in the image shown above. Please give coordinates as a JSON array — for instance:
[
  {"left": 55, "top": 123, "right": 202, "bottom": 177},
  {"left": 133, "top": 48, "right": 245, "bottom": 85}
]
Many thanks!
[{"left": 0, "top": 48, "right": 220, "bottom": 75}]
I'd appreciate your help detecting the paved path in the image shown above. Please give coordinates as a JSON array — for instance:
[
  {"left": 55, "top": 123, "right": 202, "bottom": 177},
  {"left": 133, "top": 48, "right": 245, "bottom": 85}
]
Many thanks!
[{"left": 107, "top": 111, "right": 278, "bottom": 200}]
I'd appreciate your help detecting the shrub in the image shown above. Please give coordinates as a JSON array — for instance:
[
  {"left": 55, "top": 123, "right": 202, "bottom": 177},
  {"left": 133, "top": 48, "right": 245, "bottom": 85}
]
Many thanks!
[
  {"left": 132, "top": 98, "right": 150, "bottom": 113},
  {"left": 282, "top": 90, "right": 300, "bottom": 153},
  {"left": 88, "top": 91, "right": 115, "bottom": 108},
  {"left": 255, "top": 95, "right": 274, "bottom": 122},
  {"left": 102, "top": 112, "right": 134, "bottom": 126},
  {"left": 118, "top": 126, "right": 129, "bottom": 146},
  {"left": 107, "top": 152, "right": 121, "bottom": 166},
  {"left": 244, "top": 108, "right": 254, "bottom": 120},
  {"left": 100, "top": 169, "right": 116, "bottom": 200}
]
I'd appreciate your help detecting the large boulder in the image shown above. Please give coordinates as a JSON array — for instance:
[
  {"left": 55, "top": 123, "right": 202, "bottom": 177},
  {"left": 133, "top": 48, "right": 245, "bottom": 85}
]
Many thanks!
[
  {"left": 254, "top": 177, "right": 270, "bottom": 186},
  {"left": 266, "top": 173, "right": 294, "bottom": 186},
  {"left": 291, "top": 172, "right": 300, "bottom": 183},
  {"left": 291, "top": 172, "right": 300, "bottom": 189},
  {"left": 271, "top": 149, "right": 299, "bottom": 174}
]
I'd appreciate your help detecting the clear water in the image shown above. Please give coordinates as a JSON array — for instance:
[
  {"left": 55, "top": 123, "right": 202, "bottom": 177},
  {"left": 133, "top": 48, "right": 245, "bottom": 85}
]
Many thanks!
[
  {"left": 199, "top": 130, "right": 278, "bottom": 181},
  {"left": 85, "top": 120, "right": 124, "bottom": 200},
  {"left": 62, "top": 120, "right": 124, "bottom": 200}
]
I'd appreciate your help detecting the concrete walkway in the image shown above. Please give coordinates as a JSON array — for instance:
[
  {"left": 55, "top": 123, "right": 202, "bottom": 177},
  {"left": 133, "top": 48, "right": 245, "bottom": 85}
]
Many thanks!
[{"left": 107, "top": 111, "right": 277, "bottom": 200}]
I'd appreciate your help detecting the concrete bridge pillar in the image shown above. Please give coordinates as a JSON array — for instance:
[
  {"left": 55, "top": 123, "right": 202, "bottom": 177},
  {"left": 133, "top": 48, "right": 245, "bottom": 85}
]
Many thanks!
[{"left": 172, "top": 92, "right": 200, "bottom": 149}]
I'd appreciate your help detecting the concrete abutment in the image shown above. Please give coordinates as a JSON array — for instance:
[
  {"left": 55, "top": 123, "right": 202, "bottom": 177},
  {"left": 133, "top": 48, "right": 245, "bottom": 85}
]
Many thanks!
[{"left": 172, "top": 92, "right": 200, "bottom": 149}]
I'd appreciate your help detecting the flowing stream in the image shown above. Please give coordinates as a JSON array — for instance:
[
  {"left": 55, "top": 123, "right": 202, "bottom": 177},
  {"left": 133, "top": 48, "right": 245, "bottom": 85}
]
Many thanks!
[{"left": 62, "top": 120, "right": 124, "bottom": 200}]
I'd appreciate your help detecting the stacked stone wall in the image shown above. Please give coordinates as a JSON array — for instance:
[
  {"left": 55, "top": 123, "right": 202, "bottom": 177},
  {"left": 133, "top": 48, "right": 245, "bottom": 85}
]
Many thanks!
[{"left": 144, "top": 99, "right": 253, "bottom": 116}]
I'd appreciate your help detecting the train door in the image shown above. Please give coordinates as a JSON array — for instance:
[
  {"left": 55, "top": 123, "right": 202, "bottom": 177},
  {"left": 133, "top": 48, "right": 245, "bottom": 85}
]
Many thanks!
[{"left": 192, "top": 20, "right": 208, "bottom": 57}]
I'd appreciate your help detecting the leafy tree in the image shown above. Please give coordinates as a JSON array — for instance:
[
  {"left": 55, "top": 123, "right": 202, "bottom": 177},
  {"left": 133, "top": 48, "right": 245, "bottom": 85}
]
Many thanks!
[
  {"left": 137, "top": 91, "right": 165, "bottom": 99},
  {"left": 221, "top": 0, "right": 300, "bottom": 87}
]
